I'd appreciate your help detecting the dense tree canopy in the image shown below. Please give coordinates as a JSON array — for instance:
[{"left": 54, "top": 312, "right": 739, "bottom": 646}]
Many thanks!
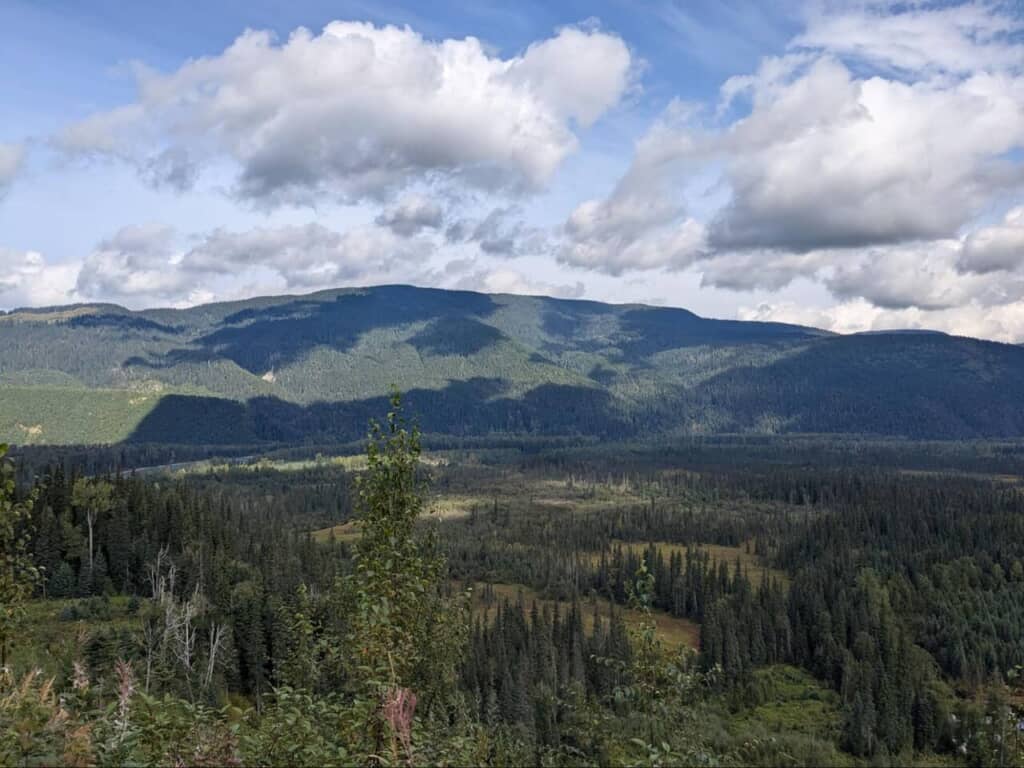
[{"left": 3, "top": 410, "right": 1024, "bottom": 765}]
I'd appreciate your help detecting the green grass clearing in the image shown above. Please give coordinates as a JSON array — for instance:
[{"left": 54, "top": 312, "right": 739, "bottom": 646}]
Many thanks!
[{"left": 471, "top": 582, "right": 701, "bottom": 650}]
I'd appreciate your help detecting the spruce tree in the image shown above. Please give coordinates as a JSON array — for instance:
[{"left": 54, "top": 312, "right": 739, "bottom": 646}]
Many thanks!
[{"left": 0, "top": 444, "right": 40, "bottom": 668}]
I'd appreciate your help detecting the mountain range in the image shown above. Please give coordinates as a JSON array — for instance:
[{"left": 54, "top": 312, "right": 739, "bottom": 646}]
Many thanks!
[{"left": 3, "top": 284, "right": 1024, "bottom": 446}]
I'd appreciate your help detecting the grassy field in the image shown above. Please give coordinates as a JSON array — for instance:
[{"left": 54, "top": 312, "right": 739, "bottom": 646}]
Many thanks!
[
  {"left": 471, "top": 582, "right": 701, "bottom": 650},
  {"left": 143, "top": 450, "right": 462, "bottom": 479},
  {"left": 310, "top": 491, "right": 489, "bottom": 542},
  {"left": 595, "top": 539, "right": 790, "bottom": 588},
  {"left": 11, "top": 597, "right": 142, "bottom": 680},
  {"left": 311, "top": 520, "right": 360, "bottom": 543},
  {"left": 0, "top": 385, "right": 161, "bottom": 445},
  {"left": 730, "top": 665, "right": 841, "bottom": 737}
]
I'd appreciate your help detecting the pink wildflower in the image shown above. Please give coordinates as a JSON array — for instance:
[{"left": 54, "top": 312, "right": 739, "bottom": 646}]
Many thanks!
[
  {"left": 383, "top": 686, "right": 417, "bottom": 755},
  {"left": 71, "top": 661, "right": 89, "bottom": 692}
]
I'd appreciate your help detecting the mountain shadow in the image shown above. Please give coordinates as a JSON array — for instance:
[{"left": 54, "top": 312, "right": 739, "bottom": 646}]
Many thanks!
[
  {"left": 125, "top": 285, "right": 500, "bottom": 373},
  {"left": 125, "top": 378, "right": 631, "bottom": 445},
  {"left": 65, "top": 314, "right": 183, "bottom": 335},
  {"left": 681, "top": 333, "right": 1024, "bottom": 438},
  {"left": 408, "top": 316, "right": 506, "bottom": 356},
  {"left": 615, "top": 306, "right": 827, "bottom": 359},
  {"left": 124, "top": 394, "right": 259, "bottom": 445}
]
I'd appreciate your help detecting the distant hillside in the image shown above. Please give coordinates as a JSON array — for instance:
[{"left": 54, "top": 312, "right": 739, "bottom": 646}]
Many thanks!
[{"left": 2, "top": 284, "right": 1023, "bottom": 445}]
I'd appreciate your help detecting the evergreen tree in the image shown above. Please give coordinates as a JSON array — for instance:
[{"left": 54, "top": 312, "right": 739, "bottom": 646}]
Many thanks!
[{"left": 0, "top": 444, "right": 40, "bottom": 668}]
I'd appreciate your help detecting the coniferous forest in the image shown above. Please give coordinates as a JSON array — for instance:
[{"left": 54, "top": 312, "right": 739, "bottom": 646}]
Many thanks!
[
  {"left": 7, "top": 0, "right": 1024, "bottom": 764},
  {"left": 2, "top": 394, "right": 1023, "bottom": 766}
]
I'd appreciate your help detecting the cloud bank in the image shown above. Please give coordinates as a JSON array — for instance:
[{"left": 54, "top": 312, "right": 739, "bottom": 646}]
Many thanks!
[
  {"left": 4, "top": 3, "right": 1024, "bottom": 342},
  {"left": 556, "top": 1, "right": 1024, "bottom": 339},
  {"left": 57, "top": 22, "right": 633, "bottom": 205}
]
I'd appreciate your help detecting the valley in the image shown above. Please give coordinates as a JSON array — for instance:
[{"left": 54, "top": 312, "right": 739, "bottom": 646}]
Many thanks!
[
  {"left": 4, "top": 290, "right": 1024, "bottom": 767},
  {"left": 6, "top": 1, "right": 1024, "bottom": 762},
  {"left": 7, "top": 422, "right": 1023, "bottom": 764}
]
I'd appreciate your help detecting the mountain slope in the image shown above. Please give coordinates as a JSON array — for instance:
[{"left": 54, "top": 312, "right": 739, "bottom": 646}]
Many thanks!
[{"left": 1, "top": 284, "right": 1022, "bottom": 445}]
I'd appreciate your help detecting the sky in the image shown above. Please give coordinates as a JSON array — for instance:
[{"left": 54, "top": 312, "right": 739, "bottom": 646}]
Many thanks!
[{"left": 1, "top": 1, "right": 1023, "bottom": 341}]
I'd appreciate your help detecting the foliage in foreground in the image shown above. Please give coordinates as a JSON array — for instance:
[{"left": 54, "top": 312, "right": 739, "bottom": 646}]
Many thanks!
[
  {"left": 0, "top": 398, "right": 725, "bottom": 767},
  {"left": 5, "top": 403, "right": 1024, "bottom": 766}
]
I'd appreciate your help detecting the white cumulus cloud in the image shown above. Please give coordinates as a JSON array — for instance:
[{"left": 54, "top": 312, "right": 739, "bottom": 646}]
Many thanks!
[
  {"left": 0, "top": 249, "right": 79, "bottom": 308},
  {"left": 708, "top": 56, "right": 1024, "bottom": 252},
  {"left": 560, "top": 104, "right": 708, "bottom": 274},
  {"left": 555, "top": 1, "right": 1024, "bottom": 339},
  {"left": 182, "top": 223, "right": 433, "bottom": 288},
  {"left": 958, "top": 206, "right": 1024, "bottom": 274},
  {"left": 68, "top": 220, "right": 437, "bottom": 307},
  {"left": 75, "top": 224, "right": 191, "bottom": 304},
  {"left": 451, "top": 264, "right": 584, "bottom": 299},
  {"left": 57, "top": 21, "right": 633, "bottom": 205},
  {"left": 374, "top": 195, "right": 445, "bottom": 237},
  {"left": 741, "top": 298, "right": 1024, "bottom": 345}
]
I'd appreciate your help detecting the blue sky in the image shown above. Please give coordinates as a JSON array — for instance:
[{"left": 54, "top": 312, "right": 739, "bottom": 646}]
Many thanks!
[
  {"left": 1, "top": 1, "right": 1023, "bottom": 341},
  {"left": 0, "top": 1, "right": 797, "bottom": 110}
]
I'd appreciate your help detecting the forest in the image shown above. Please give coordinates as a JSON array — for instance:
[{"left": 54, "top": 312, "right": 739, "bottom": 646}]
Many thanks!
[
  {"left": 7, "top": 285, "right": 1024, "bottom": 448},
  {"left": 3, "top": 394, "right": 1024, "bottom": 766}
]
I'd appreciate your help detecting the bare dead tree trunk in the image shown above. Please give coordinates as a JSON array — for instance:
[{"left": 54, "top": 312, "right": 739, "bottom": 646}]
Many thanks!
[
  {"left": 143, "top": 622, "right": 156, "bottom": 693},
  {"left": 204, "top": 623, "right": 227, "bottom": 690},
  {"left": 142, "top": 546, "right": 218, "bottom": 702}
]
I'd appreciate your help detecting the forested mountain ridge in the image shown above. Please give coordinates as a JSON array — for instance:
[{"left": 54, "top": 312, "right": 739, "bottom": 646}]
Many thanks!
[{"left": 3, "top": 283, "right": 1024, "bottom": 445}]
